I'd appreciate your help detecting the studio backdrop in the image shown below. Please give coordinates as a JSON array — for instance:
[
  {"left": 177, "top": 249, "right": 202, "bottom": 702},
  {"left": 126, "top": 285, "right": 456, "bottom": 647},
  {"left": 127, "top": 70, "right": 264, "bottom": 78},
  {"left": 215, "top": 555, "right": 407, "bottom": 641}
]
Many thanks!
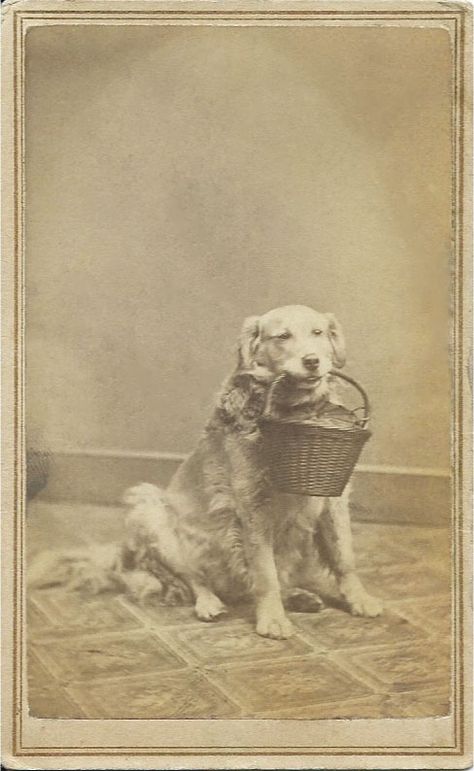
[{"left": 25, "top": 24, "right": 452, "bottom": 520}]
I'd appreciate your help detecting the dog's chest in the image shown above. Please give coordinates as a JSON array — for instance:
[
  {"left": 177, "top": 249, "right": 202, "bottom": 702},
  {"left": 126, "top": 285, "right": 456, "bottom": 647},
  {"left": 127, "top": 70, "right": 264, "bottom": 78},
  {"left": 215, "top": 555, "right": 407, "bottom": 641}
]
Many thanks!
[{"left": 272, "top": 492, "right": 325, "bottom": 533}]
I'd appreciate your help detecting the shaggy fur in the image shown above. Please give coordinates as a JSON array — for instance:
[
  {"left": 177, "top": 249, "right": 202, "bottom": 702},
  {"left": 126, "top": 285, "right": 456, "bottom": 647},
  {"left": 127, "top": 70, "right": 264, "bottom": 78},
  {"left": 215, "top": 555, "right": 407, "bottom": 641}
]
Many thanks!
[{"left": 30, "top": 305, "right": 383, "bottom": 639}]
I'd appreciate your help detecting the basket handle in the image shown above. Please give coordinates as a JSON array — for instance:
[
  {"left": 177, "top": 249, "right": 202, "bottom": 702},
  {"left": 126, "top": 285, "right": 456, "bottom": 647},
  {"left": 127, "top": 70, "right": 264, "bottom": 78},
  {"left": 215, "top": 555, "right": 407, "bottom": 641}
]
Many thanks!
[
  {"left": 329, "top": 370, "right": 371, "bottom": 427},
  {"left": 262, "top": 370, "right": 370, "bottom": 427}
]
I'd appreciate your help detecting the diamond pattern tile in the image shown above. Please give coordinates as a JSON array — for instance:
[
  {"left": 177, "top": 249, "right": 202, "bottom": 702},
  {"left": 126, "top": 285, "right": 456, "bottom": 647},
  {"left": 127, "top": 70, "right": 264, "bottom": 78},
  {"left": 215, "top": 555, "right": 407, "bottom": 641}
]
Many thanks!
[
  {"left": 335, "top": 641, "right": 451, "bottom": 693},
  {"left": 255, "top": 694, "right": 385, "bottom": 719},
  {"left": 209, "top": 655, "right": 375, "bottom": 713},
  {"left": 27, "top": 598, "right": 54, "bottom": 632},
  {"left": 28, "top": 684, "right": 87, "bottom": 719},
  {"left": 31, "top": 629, "right": 186, "bottom": 682},
  {"left": 352, "top": 523, "right": 411, "bottom": 567},
  {"left": 27, "top": 651, "right": 87, "bottom": 718},
  {"left": 26, "top": 501, "right": 452, "bottom": 720},
  {"left": 160, "top": 619, "right": 315, "bottom": 665},
  {"left": 359, "top": 562, "right": 449, "bottom": 600},
  {"left": 390, "top": 595, "right": 451, "bottom": 637},
  {"left": 121, "top": 598, "right": 202, "bottom": 627},
  {"left": 68, "top": 670, "right": 240, "bottom": 718},
  {"left": 378, "top": 688, "right": 451, "bottom": 718},
  {"left": 295, "top": 607, "right": 428, "bottom": 650},
  {"left": 30, "top": 590, "right": 143, "bottom": 635}
]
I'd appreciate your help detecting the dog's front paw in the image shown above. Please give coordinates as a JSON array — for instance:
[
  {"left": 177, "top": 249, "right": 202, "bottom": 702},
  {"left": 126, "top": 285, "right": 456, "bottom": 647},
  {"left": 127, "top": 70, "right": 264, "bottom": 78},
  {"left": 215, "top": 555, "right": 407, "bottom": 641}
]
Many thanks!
[
  {"left": 340, "top": 574, "right": 383, "bottom": 618},
  {"left": 348, "top": 591, "right": 383, "bottom": 617},
  {"left": 256, "top": 599, "right": 294, "bottom": 639},
  {"left": 195, "top": 592, "right": 227, "bottom": 622},
  {"left": 256, "top": 614, "right": 294, "bottom": 639}
]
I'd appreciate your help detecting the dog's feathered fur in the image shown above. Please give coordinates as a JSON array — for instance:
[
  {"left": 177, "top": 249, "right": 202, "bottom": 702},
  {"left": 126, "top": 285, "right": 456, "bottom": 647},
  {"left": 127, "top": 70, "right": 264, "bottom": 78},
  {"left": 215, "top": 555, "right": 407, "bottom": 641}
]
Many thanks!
[{"left": 30, "top": 305, "right": 382, "bottom": 638}]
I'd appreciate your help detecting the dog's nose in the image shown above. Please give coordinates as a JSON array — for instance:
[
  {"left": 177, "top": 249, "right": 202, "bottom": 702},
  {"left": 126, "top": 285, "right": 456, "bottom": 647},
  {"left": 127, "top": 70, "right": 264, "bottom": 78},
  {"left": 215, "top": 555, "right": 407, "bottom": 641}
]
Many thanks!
[{"left": 302, "top": 355, "right": 320, "bottom": 371}]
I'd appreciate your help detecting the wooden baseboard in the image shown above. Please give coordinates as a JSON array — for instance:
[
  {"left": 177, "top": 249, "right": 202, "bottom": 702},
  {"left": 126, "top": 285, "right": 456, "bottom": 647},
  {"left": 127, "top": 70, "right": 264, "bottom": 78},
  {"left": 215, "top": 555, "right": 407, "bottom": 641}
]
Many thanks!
[{"left": 33, "top": 449, "right": 451, "bottom": 527}]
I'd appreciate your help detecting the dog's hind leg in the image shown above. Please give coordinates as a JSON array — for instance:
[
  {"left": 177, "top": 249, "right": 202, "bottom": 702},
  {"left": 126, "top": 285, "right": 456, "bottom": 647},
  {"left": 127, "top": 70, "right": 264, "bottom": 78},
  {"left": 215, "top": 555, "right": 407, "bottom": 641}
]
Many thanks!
[
  {"left": 318, "top": 495, "right": 383, "bottom": 617},
  {"left": 124, "top": 483, "right": 227, "bottom": 621},
  {"left": 283, "top": 588, "right": 324, "bottom": 613}
]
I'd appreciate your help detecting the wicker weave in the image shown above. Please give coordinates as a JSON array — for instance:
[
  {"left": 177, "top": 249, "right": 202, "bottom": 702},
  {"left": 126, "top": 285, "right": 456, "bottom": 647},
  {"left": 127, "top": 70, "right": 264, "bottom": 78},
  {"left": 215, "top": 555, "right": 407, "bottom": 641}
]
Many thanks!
[{"left": 260, "top": 371, "right": 371, "bottom": 497}]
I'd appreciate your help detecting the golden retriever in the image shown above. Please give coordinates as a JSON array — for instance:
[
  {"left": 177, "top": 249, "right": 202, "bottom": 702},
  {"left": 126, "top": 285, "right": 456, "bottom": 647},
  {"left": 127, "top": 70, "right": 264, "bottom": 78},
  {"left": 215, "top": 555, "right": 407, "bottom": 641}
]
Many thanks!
[{"left": 30, "top": 304, "right": 383, "bottom": 639}]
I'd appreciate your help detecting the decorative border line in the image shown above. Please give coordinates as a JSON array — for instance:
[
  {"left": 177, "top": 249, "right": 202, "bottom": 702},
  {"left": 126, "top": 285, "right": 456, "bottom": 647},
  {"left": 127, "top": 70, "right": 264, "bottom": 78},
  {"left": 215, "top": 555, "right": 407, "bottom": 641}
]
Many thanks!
[
  {"left": 11, "top": 7, "right": 469, "bottom": 13},
  {"left": 10, "top": 5, "right": 469, "bottom": 759},
  {"left": 8, "top": 748, "right": 468, "bottom": 758}
]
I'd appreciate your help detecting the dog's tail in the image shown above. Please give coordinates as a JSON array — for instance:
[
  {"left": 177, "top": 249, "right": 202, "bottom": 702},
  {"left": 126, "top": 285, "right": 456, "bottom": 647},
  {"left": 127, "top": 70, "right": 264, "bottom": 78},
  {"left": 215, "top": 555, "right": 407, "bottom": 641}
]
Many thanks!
[
  {"left": 28, "top": 542, "right": 137, "bottom": 594},
  {"left": 28, "top": 484, "right": 192, "bottom": 605}
]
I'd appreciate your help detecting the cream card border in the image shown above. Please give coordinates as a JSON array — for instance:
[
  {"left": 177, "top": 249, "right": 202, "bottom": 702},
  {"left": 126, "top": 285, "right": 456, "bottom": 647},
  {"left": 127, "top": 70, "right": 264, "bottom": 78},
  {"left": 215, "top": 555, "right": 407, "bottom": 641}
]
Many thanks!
[{"left": 1, "top": 2, "right": 472, "bottom": 768}]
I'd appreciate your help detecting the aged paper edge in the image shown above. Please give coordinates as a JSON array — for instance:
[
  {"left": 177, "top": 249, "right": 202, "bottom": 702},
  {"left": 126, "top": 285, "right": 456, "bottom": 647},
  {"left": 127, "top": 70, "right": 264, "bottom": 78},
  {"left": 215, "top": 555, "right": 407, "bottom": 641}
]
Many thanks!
[{"left": 1, "top": 1, "right": 472, "bottom": 768}]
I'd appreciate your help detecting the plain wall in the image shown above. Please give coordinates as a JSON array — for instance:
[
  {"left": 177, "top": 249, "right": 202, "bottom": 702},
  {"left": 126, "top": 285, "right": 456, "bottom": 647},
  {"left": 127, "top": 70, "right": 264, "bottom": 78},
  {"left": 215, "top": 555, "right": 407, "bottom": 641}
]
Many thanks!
[{"left": 25, "top": 24, "right": 453, "bottom": 469}]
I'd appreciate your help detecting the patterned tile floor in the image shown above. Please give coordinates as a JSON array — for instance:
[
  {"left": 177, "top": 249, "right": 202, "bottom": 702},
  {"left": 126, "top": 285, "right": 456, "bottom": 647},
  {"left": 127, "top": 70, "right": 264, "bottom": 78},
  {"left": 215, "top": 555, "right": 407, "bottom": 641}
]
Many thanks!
[{"left": 26, "top": 501, "right": 451, "bottom": 719}]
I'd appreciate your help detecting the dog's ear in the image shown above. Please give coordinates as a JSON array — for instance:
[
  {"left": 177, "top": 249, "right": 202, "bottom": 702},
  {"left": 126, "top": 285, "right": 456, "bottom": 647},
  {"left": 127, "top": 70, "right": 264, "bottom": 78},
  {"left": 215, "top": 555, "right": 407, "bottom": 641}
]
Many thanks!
[
  {"left": 238, "top": 316, "right": 261, "bottom": 371},
  {"left": 326, "top": 313, "right": 346, "bottom": 368},
  {"left": 237, "top": 316, "right": 272, "bottom": 382}
]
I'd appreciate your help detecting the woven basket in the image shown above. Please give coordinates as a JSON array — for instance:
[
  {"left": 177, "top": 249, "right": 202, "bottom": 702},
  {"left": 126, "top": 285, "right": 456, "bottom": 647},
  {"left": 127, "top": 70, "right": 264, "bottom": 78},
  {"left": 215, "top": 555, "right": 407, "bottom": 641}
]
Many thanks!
[{"left": 260, "top": 371, "right": 371, "bottom": 497}]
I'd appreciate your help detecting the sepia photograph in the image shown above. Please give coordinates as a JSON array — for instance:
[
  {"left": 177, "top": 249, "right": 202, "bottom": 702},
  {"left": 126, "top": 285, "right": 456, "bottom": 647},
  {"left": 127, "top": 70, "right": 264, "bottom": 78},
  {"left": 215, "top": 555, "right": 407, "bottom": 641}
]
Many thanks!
[{"left": 1, "top": 1, "right": 472, "bottom": 769}]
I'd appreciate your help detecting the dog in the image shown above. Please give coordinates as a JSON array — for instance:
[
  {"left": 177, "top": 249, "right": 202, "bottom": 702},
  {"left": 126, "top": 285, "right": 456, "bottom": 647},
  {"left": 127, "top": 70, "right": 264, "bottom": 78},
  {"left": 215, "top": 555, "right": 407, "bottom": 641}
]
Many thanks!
[{"left": 29, "top": 304, "right": 383, "bottom": 639}]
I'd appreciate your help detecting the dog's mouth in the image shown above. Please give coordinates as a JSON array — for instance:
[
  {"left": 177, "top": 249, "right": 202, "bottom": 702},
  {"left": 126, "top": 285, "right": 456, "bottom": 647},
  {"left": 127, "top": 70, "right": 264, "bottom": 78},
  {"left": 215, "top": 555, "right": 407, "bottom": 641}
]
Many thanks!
[
  {"left": 270, "top": 372, "right": 330, "bottom": 410},
  {"left": 284, "top": 373, "right": 327, "bottom": 390},
  {"left": 295, "top": 376, "right": 323, "bottom": 390}
]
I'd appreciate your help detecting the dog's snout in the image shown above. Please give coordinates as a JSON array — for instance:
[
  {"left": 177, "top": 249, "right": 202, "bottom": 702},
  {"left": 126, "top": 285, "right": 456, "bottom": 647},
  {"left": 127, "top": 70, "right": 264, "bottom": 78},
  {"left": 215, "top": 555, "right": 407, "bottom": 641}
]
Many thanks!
[{"left": 302, "top": 354, "right": 320, "bottom": 371}]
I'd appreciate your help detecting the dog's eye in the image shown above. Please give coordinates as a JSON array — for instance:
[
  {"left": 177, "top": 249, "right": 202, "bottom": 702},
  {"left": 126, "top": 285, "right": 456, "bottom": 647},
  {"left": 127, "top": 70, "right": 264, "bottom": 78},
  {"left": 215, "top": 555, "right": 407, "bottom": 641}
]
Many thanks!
[
  {"left": 275, "top": 331, "right": 292, "bottom": 340},
  {"left": 312, "top": 329, "right": 323, "bottom": 336}
]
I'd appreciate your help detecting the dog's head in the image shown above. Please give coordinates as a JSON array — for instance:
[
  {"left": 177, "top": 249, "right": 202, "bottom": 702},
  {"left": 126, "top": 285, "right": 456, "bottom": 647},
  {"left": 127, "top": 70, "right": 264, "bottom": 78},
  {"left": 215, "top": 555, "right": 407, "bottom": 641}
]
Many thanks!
[{"left": 238, "top": 305, "right": 345, "bottom": 399}]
